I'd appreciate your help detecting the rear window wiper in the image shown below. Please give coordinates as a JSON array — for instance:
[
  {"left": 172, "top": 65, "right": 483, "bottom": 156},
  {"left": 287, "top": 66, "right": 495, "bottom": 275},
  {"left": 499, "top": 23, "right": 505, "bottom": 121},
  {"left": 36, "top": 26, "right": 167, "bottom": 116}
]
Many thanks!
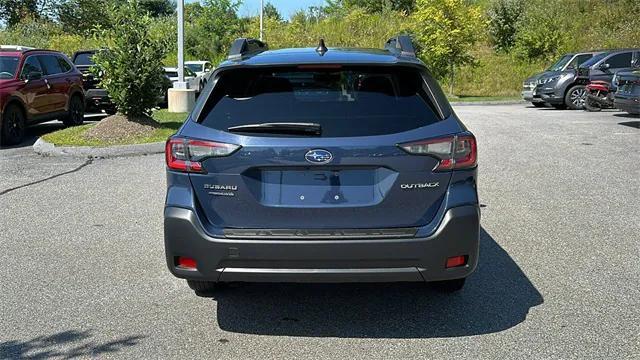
[{"left": 227, "top": 122, "right": 322, "bottom": 136}]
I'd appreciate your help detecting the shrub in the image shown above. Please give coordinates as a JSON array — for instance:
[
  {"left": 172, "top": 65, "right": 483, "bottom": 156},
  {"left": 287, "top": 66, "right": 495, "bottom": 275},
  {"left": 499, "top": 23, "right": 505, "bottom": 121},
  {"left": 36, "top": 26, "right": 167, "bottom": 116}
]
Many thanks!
[
  {"left": 410, "top": 0, "right": 485, "bottom": 92},
  {"left": 91, "top": 0, "right": 170, "bottom": 117},
  {"left": 487, "top": 0, "right": 525, "bottom": 52}
]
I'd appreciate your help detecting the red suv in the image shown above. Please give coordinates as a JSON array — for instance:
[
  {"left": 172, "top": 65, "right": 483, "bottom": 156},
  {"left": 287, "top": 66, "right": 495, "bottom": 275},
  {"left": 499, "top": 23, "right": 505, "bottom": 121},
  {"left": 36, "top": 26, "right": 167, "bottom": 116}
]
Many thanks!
[{"left": 0, "top": 47, "right": 85, "bottom": 145}]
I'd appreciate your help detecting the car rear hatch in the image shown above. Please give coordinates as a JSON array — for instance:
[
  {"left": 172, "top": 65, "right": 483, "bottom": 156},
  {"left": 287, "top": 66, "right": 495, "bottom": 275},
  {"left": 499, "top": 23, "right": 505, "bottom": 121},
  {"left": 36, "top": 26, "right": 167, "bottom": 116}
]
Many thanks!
[{"left": 170, "top": 65, "right": 470, "bottom": 233}]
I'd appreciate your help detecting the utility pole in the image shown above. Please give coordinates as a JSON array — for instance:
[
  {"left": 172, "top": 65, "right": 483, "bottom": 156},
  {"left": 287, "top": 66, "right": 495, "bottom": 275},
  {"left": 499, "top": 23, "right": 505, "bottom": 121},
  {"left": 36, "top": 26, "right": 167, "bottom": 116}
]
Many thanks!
[{"left": 260, "top": 0, "right": 264, "bottom": 41}]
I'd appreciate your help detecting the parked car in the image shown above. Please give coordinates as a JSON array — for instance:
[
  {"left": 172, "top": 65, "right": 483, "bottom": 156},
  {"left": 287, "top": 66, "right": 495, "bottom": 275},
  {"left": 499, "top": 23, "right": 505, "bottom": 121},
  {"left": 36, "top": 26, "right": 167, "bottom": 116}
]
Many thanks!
[
  {"left": 0, "top": 47, "right": 84, "bottom": 145},
  {"left": 578, "top": 49, "right": 640, "bottom": 84},
  {"left": 522, "top": 52, "right": 599, "bottom": 108},
  {"left": 72, "top": 49, "right": 116, "bottom": 115},
  {"left": 614, "top": 70, "right": 640, "bottom": 115},
  {"left": 164, "top": 36, "right": 480, "bottom": 295},
  {"left": 185, "top": 60, "right": 214, "bottom": 84},
  {"left": 164, "top": 67, "right": 202, "bottom": 93}
]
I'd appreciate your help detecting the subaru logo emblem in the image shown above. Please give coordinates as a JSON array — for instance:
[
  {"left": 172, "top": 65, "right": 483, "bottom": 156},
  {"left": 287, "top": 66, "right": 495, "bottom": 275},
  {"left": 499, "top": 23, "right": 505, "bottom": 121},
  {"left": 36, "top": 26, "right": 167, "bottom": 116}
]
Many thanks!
[{"left": 305, "top": 149, "right": 333, "bottom": 164}]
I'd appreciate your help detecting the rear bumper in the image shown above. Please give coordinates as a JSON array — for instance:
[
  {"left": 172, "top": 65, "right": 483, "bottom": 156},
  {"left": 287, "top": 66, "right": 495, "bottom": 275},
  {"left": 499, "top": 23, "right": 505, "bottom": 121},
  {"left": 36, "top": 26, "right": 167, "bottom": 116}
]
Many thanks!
[
  {"left": 614, "top": 98, "right": 640, "bottom": 114},
  {"left": 84, "top": 89, "right": 113, "bottom": 109},
  {"left": 164, "top": 205, "right": 480, "bottom": 283}
]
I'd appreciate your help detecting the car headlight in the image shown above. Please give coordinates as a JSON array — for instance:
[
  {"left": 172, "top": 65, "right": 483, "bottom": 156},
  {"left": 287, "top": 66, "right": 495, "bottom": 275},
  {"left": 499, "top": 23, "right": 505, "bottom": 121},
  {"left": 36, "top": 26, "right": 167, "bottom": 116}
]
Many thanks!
[{"left": 538, "top": 76, "right": 560, "bottom": 85}]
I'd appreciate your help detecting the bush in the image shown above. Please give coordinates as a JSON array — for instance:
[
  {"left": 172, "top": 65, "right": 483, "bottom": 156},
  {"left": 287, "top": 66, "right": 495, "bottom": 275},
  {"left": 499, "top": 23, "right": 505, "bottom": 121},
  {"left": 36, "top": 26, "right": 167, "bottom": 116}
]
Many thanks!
[
  {"left": 487, "top": 0, "right": 525, "bottom": 52},
  {"left": 410, "top": 0, "right": 485, "bottom": 89},
  {"left": 92, "top": 0, "right": 171, "bottom": 117}
]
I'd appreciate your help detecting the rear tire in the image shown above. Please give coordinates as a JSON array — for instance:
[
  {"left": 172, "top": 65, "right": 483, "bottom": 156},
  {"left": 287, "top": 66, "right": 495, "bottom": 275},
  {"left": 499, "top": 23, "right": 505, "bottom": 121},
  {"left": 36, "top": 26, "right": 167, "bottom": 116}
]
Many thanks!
[
  {"left": 62, "top": 95, "right": 85, "bottom": 126},
  {"left": 430, "top": 278, "right": 466, "bottom": 293},
  {"left": 565, "top": 85, "right": 586, "bottom": 110},
  {"left": 584, "top": 96, "right": 602, "bottom": 112},
  {"left": 0, "top": 104, "right": 26, "bottom": 146},
  {"left": 532, "top": 102, "right": 545, "bottom": 108},
  {"left": 187, "top": 280, "right": 219, "bottom": 293}
]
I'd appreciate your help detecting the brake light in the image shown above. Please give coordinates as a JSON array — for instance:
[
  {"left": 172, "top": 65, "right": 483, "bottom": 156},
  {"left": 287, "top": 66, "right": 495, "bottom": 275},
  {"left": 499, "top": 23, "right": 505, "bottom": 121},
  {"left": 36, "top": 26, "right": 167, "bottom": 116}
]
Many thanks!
[
  {"left": 165, "top": 137, "right": 240, "bottom": 173},
  {"left": 399, "top": 134, "right": 477, "bottom": 171}
]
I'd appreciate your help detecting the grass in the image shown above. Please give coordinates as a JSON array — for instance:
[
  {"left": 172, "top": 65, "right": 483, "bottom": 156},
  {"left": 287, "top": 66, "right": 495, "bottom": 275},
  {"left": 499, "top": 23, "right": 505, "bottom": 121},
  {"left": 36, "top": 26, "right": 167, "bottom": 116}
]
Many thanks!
[
  {"left": 447, "top": 95, "right": 522, "bottom": 103},
  {"left": 42, "top": 109, "right": 187, "bottom": 147}
]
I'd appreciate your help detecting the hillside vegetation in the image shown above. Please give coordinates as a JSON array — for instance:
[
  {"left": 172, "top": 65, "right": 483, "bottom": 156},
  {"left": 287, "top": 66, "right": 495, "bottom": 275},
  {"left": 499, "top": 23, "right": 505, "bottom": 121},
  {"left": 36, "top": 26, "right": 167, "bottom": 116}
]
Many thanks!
[{"left": 1, "top": 0, "right": 638, "bottom": 96}]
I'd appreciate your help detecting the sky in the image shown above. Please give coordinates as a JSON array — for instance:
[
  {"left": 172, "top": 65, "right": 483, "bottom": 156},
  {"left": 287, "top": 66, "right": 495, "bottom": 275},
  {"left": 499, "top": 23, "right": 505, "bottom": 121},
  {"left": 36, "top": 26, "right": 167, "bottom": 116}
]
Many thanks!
[{"left": 186, "top": 0, "right": 328, "bottom": 19}]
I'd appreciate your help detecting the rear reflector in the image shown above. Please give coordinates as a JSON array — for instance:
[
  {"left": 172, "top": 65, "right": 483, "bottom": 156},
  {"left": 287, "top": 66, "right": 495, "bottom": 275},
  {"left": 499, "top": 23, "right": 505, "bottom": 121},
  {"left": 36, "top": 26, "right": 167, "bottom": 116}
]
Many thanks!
[
  {"left": 399, "top": 134, "right": 477, "bottom": 171},
  {"left": 445, "top": 255, "right": 467, "bottom": 268},
  {"left": 166, "top": 137, "right": 240, "bottom": 173},
  {"left": 177, "top": 256, "right": 197, "bottom": 270}
]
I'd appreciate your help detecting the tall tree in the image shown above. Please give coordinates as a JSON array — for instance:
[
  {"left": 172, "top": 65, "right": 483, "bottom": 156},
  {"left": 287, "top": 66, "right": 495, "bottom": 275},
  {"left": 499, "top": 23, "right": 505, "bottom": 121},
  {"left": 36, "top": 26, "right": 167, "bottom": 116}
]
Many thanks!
[
  {"left": 0, "top": 0, "right": 58, "bottom": 27},
  {"left": 263, "top": 2, "right": 282, "bottom": 21}
]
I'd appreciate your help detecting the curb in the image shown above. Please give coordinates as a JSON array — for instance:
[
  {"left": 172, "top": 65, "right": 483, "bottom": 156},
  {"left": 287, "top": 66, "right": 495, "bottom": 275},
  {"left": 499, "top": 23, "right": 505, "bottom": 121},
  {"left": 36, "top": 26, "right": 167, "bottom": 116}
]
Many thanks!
[
  {"left": 33, "top": 138, "right": 164, "bottom": 158},
  {"left": 450, "top": 100, "right": 525, "bottom": 106}
]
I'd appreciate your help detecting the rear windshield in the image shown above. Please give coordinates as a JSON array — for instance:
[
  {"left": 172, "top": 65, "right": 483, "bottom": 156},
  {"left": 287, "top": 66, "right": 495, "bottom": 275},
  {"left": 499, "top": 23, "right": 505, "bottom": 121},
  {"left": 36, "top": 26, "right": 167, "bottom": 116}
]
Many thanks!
[
  {"left": 73, "top": 52, "right": 95, "bottom": 66},
  {"left": 199, "top": 66, "right": 443, "bottom": 137}
]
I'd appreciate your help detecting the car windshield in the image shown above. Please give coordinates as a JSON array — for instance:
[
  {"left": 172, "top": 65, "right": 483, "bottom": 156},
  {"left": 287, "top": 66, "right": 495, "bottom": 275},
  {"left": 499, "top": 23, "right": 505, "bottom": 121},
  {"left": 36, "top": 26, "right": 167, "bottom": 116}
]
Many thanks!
[
  {"left": 0, "top": 56, "right": 19, "bottom": 79},
  {"left": 186, "top": 63, "right": 203, "bottom": 73},
  {"left": 580, "top": 53, "right": 608, "bottom": 68},
  {"left": 200, "top": 66, "right": 442, "bottom": 137},
  {"left": 73, "top": 52, "right": 95, "bottom": 66},
  {"left": 547, "top": 55, "right": 573, "bottom": 71}
]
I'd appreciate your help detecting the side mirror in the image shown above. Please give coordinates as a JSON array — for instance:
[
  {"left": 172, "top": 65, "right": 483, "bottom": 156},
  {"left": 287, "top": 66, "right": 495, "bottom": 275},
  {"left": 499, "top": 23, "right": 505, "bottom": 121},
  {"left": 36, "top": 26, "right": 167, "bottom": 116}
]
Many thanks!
[
  {"left": 599, "top": 63, "right": 611, "bottom": 71},
  {"left": 26, "top": 71, "right": 42, "bottom": 81}
]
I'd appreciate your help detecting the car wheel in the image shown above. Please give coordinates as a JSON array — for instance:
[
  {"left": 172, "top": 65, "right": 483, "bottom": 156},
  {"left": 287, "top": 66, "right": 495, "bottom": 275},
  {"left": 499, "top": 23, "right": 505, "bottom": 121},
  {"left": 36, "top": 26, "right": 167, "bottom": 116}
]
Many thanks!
[
  {"left": 532, "top": 102, "right": 545, "bottom": 108},
  {"left": 1, "top": 104, "right": 26, "bottom": 146},
  {"left": 430, "top": 278, "right": 466, "bottom": 293},
  {"left": 565, "top": 85, "right": 586, "bottom": 110},
  {"left": 62, "top": 95, "right": 85, "bottom": 127},
  {"left": 187, "top": 280, "right": 219, "bottom": 294}
]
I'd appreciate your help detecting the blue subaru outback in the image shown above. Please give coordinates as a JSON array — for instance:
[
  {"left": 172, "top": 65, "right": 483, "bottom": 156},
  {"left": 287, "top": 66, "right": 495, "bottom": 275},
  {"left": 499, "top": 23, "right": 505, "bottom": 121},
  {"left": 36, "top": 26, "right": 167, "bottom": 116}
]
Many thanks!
[{"left": 164, "top": 36, "right": 480, "bottom": 294}]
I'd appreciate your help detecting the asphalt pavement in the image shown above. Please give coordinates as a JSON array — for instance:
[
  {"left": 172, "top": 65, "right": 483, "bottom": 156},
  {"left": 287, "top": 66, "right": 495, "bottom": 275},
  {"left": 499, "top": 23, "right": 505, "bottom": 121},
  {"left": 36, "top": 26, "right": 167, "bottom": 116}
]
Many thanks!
[{"left": 0, "top": 105, "right": 638, "bottom": 359}]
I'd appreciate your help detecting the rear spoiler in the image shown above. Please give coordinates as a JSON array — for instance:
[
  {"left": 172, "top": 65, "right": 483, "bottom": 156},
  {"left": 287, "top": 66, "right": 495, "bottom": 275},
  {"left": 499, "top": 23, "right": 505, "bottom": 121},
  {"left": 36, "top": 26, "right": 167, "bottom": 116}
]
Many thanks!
[
  {"left": 384, "top": 35, "right": 416, "bottom": 58},
  {"left": 228, "top": 38, "right": 268, "bottom": 60}
]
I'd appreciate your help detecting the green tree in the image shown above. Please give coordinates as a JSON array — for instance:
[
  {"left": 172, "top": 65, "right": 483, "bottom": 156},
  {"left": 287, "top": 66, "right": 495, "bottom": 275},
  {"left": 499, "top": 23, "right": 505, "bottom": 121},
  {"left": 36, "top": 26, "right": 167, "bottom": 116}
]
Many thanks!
[
  {"left": 0, "top": 0, "right": 58, "bottom": 27},
  {"left": 92, "top": 0, "right": 170, "bottom": 117},
  {"left": 57, "top": 0, "right": 112, "bottom": 34},
  {"left": 325, "top": 0, "right": 414, "bottom": 14},
  {"left": 487, "top": 0, "right": 524, "bottom": 52},
  {"left": 263, "top": 2, "right": 282, "bottom": 21},
  {"left": 139, "top": 0, "right": 175, "bottom": 17},
  {"left": 410, "top": 0, "right": 485, "bottom": 94}
]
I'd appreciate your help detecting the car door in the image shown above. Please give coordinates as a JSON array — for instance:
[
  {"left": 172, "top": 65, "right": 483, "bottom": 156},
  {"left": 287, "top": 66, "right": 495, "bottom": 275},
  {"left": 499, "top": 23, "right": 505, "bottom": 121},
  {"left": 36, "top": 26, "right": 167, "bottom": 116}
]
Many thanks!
[
  {"left": 18, "top": 55, "right": 50, "bottom": 119},
  {"left": 39, "top": 54, "right": 69, "bottom": 113},
  {"left": 592, "top": 52, "right": 633, "bottom": 82}
]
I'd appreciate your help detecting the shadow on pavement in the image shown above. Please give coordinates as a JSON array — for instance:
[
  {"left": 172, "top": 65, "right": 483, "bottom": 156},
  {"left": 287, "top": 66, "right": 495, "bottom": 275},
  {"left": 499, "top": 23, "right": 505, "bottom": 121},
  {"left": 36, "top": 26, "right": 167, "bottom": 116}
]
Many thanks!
[
  {"left": 213, "top": 228, "right": 543, "bottom": 338},
  {"left": 0, "top": 330, "right": 143, "bottom": 359},
  {"left": 616, "top": 120, "right": 640, "bottom": 128},
  {"left": 0, "top": 114, "right": 105, "bottom": 150}
]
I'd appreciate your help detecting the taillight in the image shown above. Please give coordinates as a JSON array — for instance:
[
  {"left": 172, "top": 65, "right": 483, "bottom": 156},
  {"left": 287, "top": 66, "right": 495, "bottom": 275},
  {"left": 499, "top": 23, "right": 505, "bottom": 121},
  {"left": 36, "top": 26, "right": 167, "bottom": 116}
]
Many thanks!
[
  {"left": 165, "top": 137, "right": 240, "bottom": 173},
  {"left": 399, "top": 134, "right": 477, "bottom": 171}
]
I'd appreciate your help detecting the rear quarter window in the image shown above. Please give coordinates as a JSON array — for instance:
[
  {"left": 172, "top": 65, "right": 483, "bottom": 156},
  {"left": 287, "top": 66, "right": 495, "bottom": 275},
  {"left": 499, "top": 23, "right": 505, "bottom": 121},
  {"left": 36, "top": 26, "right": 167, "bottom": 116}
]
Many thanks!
[{"left": 199, "top": 66, "right": 445, "bottom": 137}]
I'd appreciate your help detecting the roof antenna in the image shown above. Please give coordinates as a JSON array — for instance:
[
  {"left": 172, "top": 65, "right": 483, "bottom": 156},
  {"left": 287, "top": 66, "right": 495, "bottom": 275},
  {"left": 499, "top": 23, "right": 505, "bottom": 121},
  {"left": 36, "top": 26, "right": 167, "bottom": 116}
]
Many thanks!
[{"left": 316, "top": 39, "right": 328, "bottom": 56}]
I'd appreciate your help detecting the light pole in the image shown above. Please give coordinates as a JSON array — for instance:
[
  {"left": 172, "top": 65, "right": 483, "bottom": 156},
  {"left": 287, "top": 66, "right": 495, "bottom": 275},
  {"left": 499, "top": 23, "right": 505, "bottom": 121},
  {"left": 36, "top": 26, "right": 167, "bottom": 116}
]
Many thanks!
[
  {"left": 259, "top": 0, "right": 264, "bottom": 41},
  {"left": 175, "top": 0, "right": 186, "bottom": 89},
  {"left": 168, "top": 0, "right": 195, "bottom": 113}
]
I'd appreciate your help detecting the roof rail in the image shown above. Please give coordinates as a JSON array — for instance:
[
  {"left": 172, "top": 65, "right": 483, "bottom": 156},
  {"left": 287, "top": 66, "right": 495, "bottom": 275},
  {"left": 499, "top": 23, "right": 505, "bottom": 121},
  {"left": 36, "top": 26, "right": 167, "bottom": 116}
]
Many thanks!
[
  {"left": 384, "top": 35, "right": 416, "bottom": 58},
  {"left": 0, "top": 45, "right": 35, "bottom": 51},
  {"left": 228, "top": 38, "right": 268, "bottom": 60}
]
